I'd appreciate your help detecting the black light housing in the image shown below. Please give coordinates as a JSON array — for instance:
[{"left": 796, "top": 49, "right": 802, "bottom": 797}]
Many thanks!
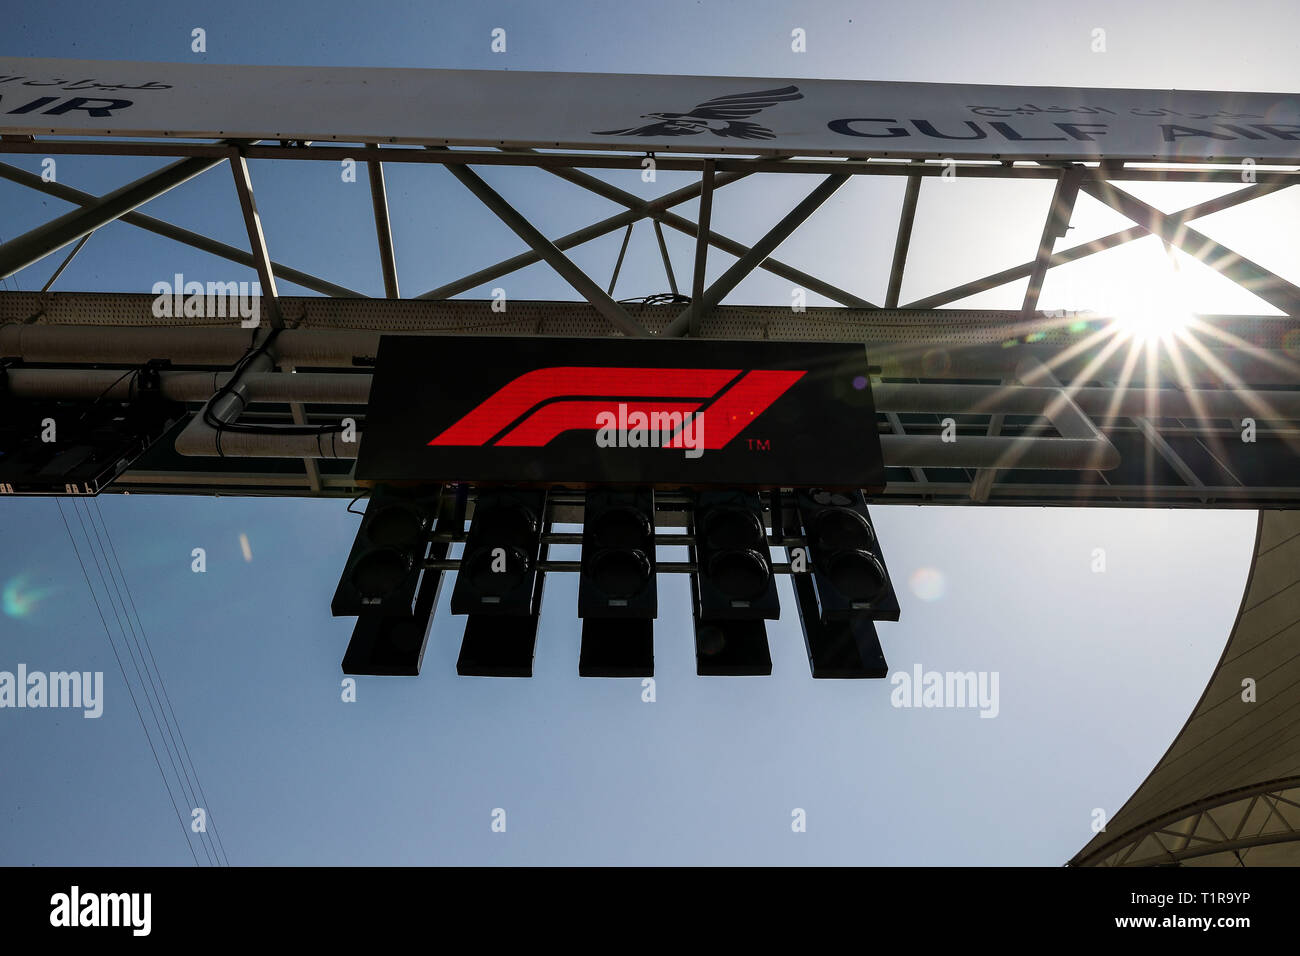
[
  {"left": 578, "top": 488, "right": 656, "bottom": 677},
  {"left": 579, "top": 489, "right": 657, "bottom": 618},
  {"left": 452, "top": 488, "right": 549, "bottom": 677},
  {"left": 794, "top": 489, "right": 899, "bottom": 622},
  {"left": 691, "top": 490, "right": 780, "bottom": 620},
  {"left": 579, "top": 618, "right": 654, "bottom": 678},
  {"left": 792, "top": 571, "right": 888, "bottom": 679},
  {"left": 337, "top": 485, "right": 450, "bottom": 676},
  {"left": 342, "top": 553, "right": 447, "bottom": 676},
  {"left": 692, "top": 617, "right": 773, "bottom": 676},
  {"left": 455, "top": 577, "right": 547, "bottom": 677},
  {"left": 450, "top": 488, "right": 546, "bottom": 616},
  {"left": 332, "top": 485, "right": 439, "bottom": 619},
  {"left": 689, "top": 490, "right": 777, "bottom": 676}
]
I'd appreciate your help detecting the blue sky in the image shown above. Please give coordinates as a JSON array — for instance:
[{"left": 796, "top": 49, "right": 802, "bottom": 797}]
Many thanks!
[{"left": 0, "top": 0, "right": 1289, "bottom": 864}]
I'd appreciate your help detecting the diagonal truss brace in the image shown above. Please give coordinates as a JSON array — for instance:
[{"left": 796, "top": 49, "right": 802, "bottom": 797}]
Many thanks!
[
  {"left": 534, "top": 152, "right": 876, "bottom": 309},
  {"left": 970, "top": 169, "right": 1083, "bottom": 501},
  {"left": 229, "top": 150, "right": 283, "bottom": 329},
  {"left": 1075, "top": 778, "right": 1300, "bottom": 866},
  {"left": 444, "top": 162, "right": 649, "bottom": 336},
  {"left": 688, "top": 160, "right": 716, "bottom": 336},
  {"left": 0, "top": 161, "right": 364, "bottom": 298},
  {"left": 885, "top": 170, "right": 922, "bottom": 309},
  {"left": 0, "top": 155, "right": 222, "bottom": 280},
  {"left": 905, "top": 180, "right": 1293, "bottom": 310},
  {"left": 366, "top": 143, "right": 400, "bottom": 298},
  {"left": 665, "top": 174, "right": 851, "bottom": 336},
  {"left": 416, "top": 164, "right": 751, "bottom": 300},
  {"left": 1082, "top": 179, "right": 1300, "bottom": 316}
]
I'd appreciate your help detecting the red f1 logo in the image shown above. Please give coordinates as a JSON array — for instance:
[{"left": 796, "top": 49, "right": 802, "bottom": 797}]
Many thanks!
[{"left": 428, "top": 366, "right": 805, "bottom": 451}]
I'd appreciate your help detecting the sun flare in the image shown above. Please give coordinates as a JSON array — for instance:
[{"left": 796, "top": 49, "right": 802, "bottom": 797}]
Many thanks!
[{"left": 1106, "top": 244, "right": 1195, "bottom": 345}]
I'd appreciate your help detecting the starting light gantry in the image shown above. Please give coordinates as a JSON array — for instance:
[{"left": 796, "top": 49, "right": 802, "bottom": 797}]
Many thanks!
[{"left": 1, "top": 59, "right": 1298, "bottom": 682}]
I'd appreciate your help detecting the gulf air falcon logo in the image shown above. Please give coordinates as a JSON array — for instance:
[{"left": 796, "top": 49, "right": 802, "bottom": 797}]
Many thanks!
[
  {"left": 428, "top": 366, "right": 805, "bottom": 459},
  {"left": 592, "top": 86, "right": 803, "bottom": 141}
]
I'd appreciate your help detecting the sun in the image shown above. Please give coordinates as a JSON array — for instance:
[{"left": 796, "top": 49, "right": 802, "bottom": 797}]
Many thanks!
[
  {"left": 1114, "top": 299, "right": 1193, "bottom": 343},
  {"left": 1106, "top": 243, "right": 1195, "bottom": 344}
]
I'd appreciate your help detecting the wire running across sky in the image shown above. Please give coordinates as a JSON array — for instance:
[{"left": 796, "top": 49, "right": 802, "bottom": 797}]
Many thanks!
[{"left": 56, "top": 497, "right": 229, "bottom": 866}]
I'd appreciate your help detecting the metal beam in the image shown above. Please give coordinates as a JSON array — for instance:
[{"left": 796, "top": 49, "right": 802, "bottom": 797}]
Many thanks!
[
  {"left": 225, "top": 153, "right": 321, "bottom": 486},
  {"left": 883, "top": 410, "right": 927, "bottom": 484},
  {"left": 4, "top": 369, "right": 371, "bottom": 403},
  {"left": 871, "top": 382, "right": 1300, "bottom": 420},
  {"left": 879, "top": 355, "right": 1121, "bottom": 476},
  {"left": 1134, "top": 416, "right": 1206, "bottom": 494},
  {"left": 366, "top": 145, "right": 400, "bottom": 298},
  {"left": 0, "top": 154, "right": 223, "bottom": 280},
  {"left": 904, "top": 180, "right": 1291, "bottom": 310},
  {"left": 535, "top": 153, "right": 876, "bottom": 309},
  {"left": 896, "top": 435, "right": 1114, "bottom": 471},
  {"left": 885, "top": 172, "right": 922, "bottom": 308},
  {"left": 417, "top": 167, "right": 750, "bottom": 299},
  {"left": 969, "top": 377, "right": 1008, "bottom": 503},
  {"left": 966, "top": 170, "right": 1083, "bottom": 499},
  {"left": 1014, "top": 355, "right": 1119, "bottom": 469},
  {"left": 5, "top": 301, "right": 1293, "bottom": 386},
  {"left": 1072, "top": 778, "right": 1300, "bottom": 866},
  {"left": 1021, "top": 168, "right": 1083, "bottom": 316},
  {"left": 442, "top": 163, "right": 649, "bottom": 336},
  {"left": 229, "top": 152, "right": 283, "bottom": 329},
  {"left": 1082, "top": 179, "right": 1300, "bottom": 316},
  {"left": 653, "top": 220, "right": 678, "bottom": 295},
  {"left": 285, "top": 364, "right": 322, "bottom": 493},
  {"left": 173, "top": 425, "right": 1124, "bottom": 469},
  {"left": 664, "top": 174, "right": 850, "bottom": 336},
  {"left": 39, "top": 234, "right": 90, "bottom": 293},
  {"left": 688, "top": 160, "right": 716, "bottom": 336},
  {"left": 5, "top": 138, "right": 1298, "bottom": 182},
  {"left": 10, "top": 369, "right": 1300, "bottom": 421},
  {"left": 102, "top": 471, "right": 1300, "bottom": 505},
  {"left": 0, "top": 161, "right": 364, "bottom": 298},
  {"left": 607, "top": 223, "right": 633, "bottom": 296}
]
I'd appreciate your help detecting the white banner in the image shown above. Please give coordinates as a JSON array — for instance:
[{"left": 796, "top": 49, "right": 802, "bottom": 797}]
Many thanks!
[{"left": 2, "top": 57, "right": 1298, "bottom": 162}]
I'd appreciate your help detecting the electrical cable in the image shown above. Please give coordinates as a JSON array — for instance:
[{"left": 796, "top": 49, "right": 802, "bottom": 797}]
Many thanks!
[
  {"left": 87, "top": 499, "right": 231, "bottom": 866},
  {"left": 71, "top": 499, "right": 217, "bottom": 867},
  {"left": 200, "top": 325, "right": 350, "bottom": 437},
  {"left": 56, "top": 499, "right": 201, "bottom": 866},
  {"left": 9, "top": 213, "right": 213, "bottom": 864},
  {"left": 73, "top": 368, "right": 141, "bottom": 426},
  {"left": 92, "top": 500, "right": 230, "bottom": 865},
  {"left": 616, "top": 292, "right": 691, "bottom": 306}
]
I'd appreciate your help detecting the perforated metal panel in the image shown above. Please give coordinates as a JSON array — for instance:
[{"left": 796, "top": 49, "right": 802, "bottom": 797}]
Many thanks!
[{"left": 1, "top": 291, "right": 1290, "bottom": 348}]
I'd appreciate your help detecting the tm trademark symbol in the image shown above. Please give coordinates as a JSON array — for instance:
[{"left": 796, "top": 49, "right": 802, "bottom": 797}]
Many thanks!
[{"left": 746, "top": 438, "right": 771, "bottom": 451}]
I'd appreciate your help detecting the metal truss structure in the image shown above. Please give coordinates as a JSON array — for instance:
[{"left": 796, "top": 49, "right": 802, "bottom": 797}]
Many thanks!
[
  {"left": 0, "top": 137, "right": 1297, "bottom": 507},
  {"left": 1080, "top": 778, "right": 1300, "bottom": 866}
]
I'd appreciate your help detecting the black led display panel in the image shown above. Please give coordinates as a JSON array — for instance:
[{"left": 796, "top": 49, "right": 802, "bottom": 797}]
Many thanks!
[{"left": 357, "top": 336, "right": 884, "bottom": 490}]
